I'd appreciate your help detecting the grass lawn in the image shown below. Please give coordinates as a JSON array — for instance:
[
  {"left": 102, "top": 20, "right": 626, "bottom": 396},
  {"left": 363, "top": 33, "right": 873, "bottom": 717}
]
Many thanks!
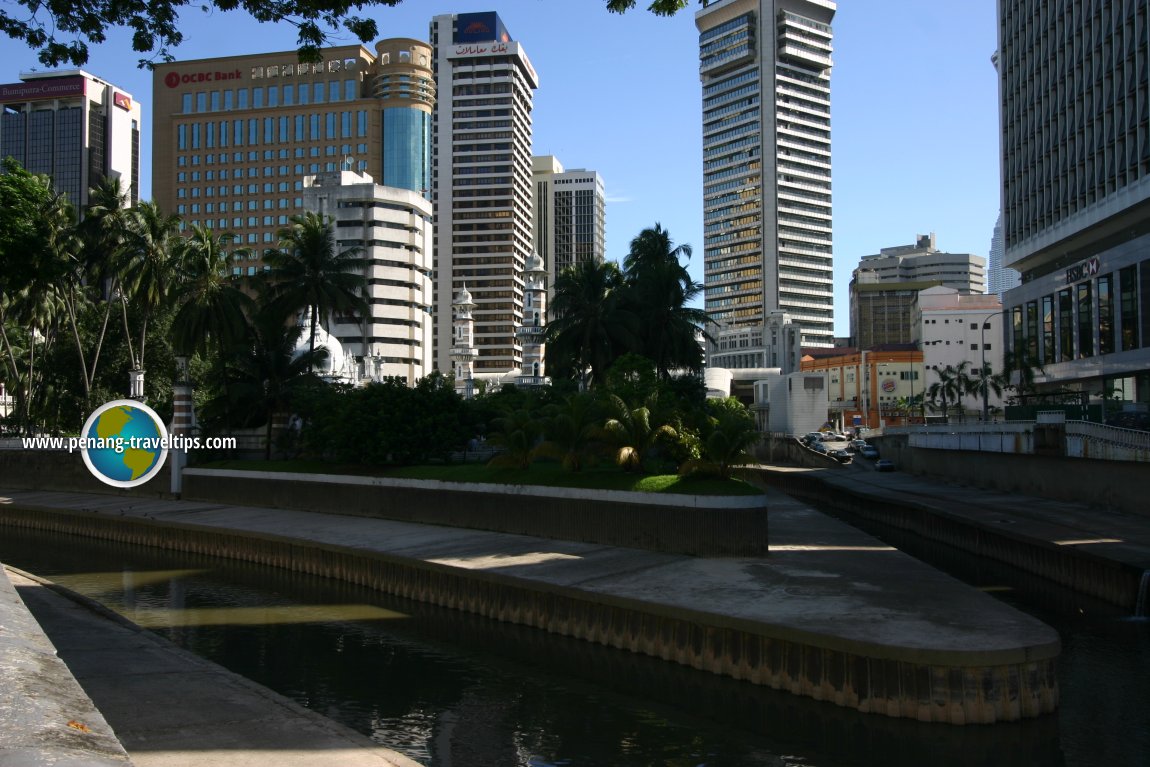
[{"left": 196, "top": 459, "right": 764, "bottom": 496}]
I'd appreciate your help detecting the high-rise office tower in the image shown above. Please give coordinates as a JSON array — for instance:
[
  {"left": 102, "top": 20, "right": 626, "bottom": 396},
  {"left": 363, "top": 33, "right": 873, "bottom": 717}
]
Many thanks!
[
  {"left": 696, "top": 0, "right": 836, "bottom": 370},
  {"left": 532, "top": 155, "right": 606, "bottom": 289},
  {"left": 999, "top": 1, "right": 1150, "bottom": 403},
  {"left": 430, "top": 12, "right": 539, "bottom": 377},
  {"left": 985, "top": 214, "right": 1018, "bottom": 296},
  {"left": 0, "top": 70, "right": 141, "bottom": 209},
  {"left": 151, "top": 40, "right": 434, "bottom": 265}
]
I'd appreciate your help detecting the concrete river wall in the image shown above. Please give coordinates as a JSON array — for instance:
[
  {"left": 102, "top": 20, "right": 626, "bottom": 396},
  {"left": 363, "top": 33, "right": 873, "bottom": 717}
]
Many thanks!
[{"left": 0, "top": 482, "right": 1060, "bottom": 726}]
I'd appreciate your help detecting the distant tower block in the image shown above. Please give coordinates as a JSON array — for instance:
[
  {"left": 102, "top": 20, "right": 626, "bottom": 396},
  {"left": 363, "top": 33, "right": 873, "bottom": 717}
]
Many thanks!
[
  {"left": 516, "top": 253, "right": 549, "bottom": 387},
  {"left": 451, "top": 285, "right": 478, "bottom": 398}
]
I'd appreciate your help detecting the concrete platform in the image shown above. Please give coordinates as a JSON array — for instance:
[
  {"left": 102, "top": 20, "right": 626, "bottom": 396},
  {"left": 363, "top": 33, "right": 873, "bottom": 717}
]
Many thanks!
[
  {"left": 0, "top": 485, "right": 1060, "bottom": 724},
  {"left": 756, "top": 463, "right": 1150, "bottom": 608},
  {"left": 6, "top": 568, "right": 421, "bottom": 767}
]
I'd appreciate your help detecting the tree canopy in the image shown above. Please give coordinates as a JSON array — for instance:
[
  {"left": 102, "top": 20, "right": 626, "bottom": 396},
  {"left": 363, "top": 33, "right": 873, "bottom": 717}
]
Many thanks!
[{"left": 4, "top": 0, "right": 692, "bottom": 68}]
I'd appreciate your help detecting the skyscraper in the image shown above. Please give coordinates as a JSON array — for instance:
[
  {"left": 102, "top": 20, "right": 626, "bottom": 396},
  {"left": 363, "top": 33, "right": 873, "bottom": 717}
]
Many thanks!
[
  {"left": 532, "top": 155, "right": 606, "bottom": 288},
  {"left": 998, "top": 1, "right": 1150, "bottom": 405},
  {"left": 430, "top": 12, "right": 539, "bottom": 377},
  {"left": 0, "top": 69, "right": 141, "bottom": 209},
  {"left": 151, "top": 40, "right": 434, "bottom": 265},
  {"left": 696, "top": 0, "right": 836, "bottom": 370},
  {"left": 985, "top": 214, "right": 1018, "bottom": 297}
]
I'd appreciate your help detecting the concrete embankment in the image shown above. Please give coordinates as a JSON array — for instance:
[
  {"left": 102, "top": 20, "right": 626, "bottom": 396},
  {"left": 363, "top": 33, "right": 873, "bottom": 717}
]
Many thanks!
[
  {"left": 181, "top": 468, "right": 769, "bottom": 557},
  {"left": 0, "top": 563, "right": 133, "bottom": 766},
  {"left": 6, "top": 567, "right": 422, "bottom": 767},
  {"left": 753, "top": 464, "right": 1150, "bottom": 609},
  {"left": 0, "top": 487, "right": 1060, "bottom": 725}
]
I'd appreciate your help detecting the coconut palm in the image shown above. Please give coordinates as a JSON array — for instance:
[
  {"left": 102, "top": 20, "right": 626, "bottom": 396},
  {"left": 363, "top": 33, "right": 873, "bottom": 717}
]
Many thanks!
[
  {"left": 621, "top": 224, "right": 711, "bottom": 379},
  {"left": 119, "top": 201, "right": 183, "bottom": 375},
  {"left": 926, "top": 362, "right": 967, "bottom": 422},
  {"left": 487, "top": 408, "right": 542, "bottom": 470},
  {"left": 545, "top": 259, "right": 638, "bottom": 388},
  {"left": 263, "top": 212, "right": 366, "bottom": 357},
  {"left": 170, "top": 227, "right": 253, "bottom": 359},
  {"left": 968, "top": 362, "right": 1005, "bottom": 421},
  {"left": 1001, "top": 348, "right": 1045, "bottom": 404}
]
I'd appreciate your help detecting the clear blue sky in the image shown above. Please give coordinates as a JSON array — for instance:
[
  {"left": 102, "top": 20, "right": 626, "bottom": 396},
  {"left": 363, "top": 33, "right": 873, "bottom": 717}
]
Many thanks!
[{"left": 1, "top": 1, "right": 999, "bottom": 337}]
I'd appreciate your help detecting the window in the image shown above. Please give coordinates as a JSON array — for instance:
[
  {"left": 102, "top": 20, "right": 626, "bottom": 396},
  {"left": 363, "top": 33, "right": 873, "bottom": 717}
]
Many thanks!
[
  {"left": 1098, "top": 274, "right": 1114, "bottom": 355},
  {"left": 1077, "top": 283, "right": 1094, "bottom": 358},
  {"left": 283, "top": 85, "right": 294, "bottom": 106},
  {"left": 181, "top": 94, "right": 192, "bottom": 113}
]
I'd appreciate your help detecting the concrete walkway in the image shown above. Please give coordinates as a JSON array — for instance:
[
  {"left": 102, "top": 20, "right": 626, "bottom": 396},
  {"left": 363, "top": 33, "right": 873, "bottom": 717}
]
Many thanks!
[
  {"left": 814, "top": 463, "right": 1150, "bottom": 573},
  {"left": 6, "top": 568, "right": 421, "bottom": 767},
  {"left": 0, "top": 486, "right": 1058, "bottom": 666}
]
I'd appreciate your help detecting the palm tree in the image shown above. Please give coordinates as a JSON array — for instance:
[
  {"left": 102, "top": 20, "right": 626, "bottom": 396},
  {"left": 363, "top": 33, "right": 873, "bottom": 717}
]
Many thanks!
[
  {"left": 263, "top": 212, "right": 366, "bottom": 357},
  {"left": 926, "top": 363, "right": 966, "bottom": 422},
  {"left": 170, "top": 227, "right": 253, "bottom": 359},
  {"left": 681, "top": 397, "right": 759, "bottom": 479},
  {"left": 1001, "top": 348, "right": 1045, "bottom": 404},
  {"left": 545, "top": 259, "right": 638, "bottom": 388},
  {"left": 950, "top": 360, "right": 975, "bottom": 422},
  {"left": 217, "top": 305, "right": 324, "bottom": 460},
  {"left": 621, "top": 224, "right": 711, "bottom": 379},
  {"left": 119, "top": 201, "right": 183, "bottom": 377},
  {"left": 534, "top": 392, "right": 602, "bottom": 471},
  {"left": 487, "top": 408, "right": 541, "bottom": 470},
  {"left": 968, "top": 362, "right": 1004, "bottom": 421},
  {"left": 603, "top": 393, "right": 677, "bottom": 472}
]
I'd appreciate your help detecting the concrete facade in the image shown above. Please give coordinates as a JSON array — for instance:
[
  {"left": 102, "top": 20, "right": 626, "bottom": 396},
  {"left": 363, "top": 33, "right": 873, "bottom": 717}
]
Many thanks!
[
  {"left": 430, "top": 13, "right": 539, "bottom": 376},
  {"left": 531, "top": 155, "right": 606, "bottom": 289},
  {"left": 915, "top": 287, "right": 1006, "bottom": 416},
  {"left": 697, "top": 0, "right": 837, "bottom": 361},
  {"left": 301, "top": 169, "right": 434, "bottom": 383},
  {"left": 151, "top": 40, "right": 433, "bottom": 264}
]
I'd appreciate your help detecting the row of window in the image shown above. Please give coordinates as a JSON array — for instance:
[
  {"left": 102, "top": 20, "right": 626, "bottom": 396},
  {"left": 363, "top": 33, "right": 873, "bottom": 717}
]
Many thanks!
[
  {"left": 181, "top": 81, "right": 361, "bottom": 114},
  {"left": 176, "top": 112, "right": 370, "bottom": 149}
]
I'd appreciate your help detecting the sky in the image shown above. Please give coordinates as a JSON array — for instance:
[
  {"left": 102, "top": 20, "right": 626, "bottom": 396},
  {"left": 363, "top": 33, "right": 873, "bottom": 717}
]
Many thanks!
[{"left": 0, "top": 1, "right": 1001, "bottom": 337}]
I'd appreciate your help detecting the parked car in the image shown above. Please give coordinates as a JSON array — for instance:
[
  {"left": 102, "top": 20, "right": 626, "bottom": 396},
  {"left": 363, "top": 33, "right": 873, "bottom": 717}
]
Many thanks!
[
  {"left": 830, "top": 448, "right": 853, "bottom": 463},
  {"left": 859, "top": 446, "right": 880, "bottom": 459},
  {"left": 875, "top": 459, "right": 895, "bottom": 472},
  {"left": 803, "top": 432, "right": 825, "bottom": 444},
  {"left": 810, "top": 441, "right": 829, "bottom": 454},
  {"left": 849, "top": 439, "right": 869, "bottom": 452}
]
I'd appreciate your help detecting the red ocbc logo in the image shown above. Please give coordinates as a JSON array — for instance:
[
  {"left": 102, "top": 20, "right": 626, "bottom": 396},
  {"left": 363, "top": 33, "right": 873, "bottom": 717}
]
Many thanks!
[{"left": 163, "top": 69, "right": 243, "bottom": 88}]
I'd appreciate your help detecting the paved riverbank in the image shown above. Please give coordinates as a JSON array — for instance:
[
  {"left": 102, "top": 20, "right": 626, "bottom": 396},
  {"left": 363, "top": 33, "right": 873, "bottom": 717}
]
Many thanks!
[
  {"left": 5, "top": 567, "right": 421, "bottom": 767},
  {"left": 753, "top": 463, "right": 1150, "bottom": 609},
  {"left": 0, "top": 485, "right": 1059, "bottom": 724}
]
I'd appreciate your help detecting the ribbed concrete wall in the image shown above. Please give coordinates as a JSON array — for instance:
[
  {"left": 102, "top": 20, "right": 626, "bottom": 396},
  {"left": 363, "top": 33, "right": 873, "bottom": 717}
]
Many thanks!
[
  {"left": 182, "top": 469, "right": 769, "bottom": 557},
  {"left": 0, "top": 450, "right": 173, "bottom": 498},
  {"left": 756, "top": 467, "right": 1144, "bottom": 609},
  {"left": 0, "top": 506, "right": 1058, "bottom": 724}
]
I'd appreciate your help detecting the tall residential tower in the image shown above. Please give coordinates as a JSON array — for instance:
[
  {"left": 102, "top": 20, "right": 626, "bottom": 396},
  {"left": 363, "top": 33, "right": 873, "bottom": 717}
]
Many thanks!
[
  {"left": 430, "top": 12, "right": 539, "bottom": 377},
  {"left": 696, "top": 0, "right": 836, "bottom": 370}
]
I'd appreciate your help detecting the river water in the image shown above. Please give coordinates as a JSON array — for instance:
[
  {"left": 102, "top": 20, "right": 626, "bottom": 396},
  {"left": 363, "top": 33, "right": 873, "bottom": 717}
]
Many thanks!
[{"left": 0, "top": 525, "right": 1145, "bottom": 766}]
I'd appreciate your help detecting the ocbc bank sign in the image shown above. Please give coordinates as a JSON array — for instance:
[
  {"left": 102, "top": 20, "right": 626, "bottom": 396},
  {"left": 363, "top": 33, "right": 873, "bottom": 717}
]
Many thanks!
[{"left": 164, "top": 70, "right": 243, "bottom": 88}]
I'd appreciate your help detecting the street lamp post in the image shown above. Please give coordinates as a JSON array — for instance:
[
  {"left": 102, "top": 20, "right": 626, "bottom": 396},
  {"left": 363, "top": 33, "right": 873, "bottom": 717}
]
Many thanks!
[{"left": 978, "top": 310, "right": 1002, "bottom": 423}]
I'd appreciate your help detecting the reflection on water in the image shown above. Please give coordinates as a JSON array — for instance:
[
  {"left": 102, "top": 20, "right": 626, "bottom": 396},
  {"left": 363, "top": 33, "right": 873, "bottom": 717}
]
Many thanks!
[{"left": 0, "top": 527, "right": 1072, "bottom": 766}]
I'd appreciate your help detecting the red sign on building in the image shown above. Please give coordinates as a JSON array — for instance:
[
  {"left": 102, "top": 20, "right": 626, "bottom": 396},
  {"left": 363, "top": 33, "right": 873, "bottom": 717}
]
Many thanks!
[{"left": 113, "top": 91, "right": 132, "bottom": 111}]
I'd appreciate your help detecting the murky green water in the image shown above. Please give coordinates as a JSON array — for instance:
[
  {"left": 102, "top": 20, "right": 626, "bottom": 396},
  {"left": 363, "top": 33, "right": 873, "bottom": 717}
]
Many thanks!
[{"left": 1, "top": 526, "right": 1127, "bottom": 766}]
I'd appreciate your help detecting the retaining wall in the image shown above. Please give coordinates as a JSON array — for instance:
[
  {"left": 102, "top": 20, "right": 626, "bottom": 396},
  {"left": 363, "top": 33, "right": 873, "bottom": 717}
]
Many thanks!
[
  {"left": 871, "top": 434, "right": 1144, "bottom": 516},
  {"left": 182, "top": 468, "right": 769, "bottom": 557},
  {"left": 753, "top": 467, "right": 1144, "bottom": 609},
  {"left": 0, "top": 563, "right": 133, "bottom": 766},
  {"left": 0, "top": 449, "right": 173, "bottom": 498},
  {"left": 0, "top": 505, "right": 1058, "bottom": 725}
]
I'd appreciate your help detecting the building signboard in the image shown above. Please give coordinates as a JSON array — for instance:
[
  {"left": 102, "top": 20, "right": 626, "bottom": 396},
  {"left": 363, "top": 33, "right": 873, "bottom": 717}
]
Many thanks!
[
  {"left": 162, "top": 69, "right": 243, "bottom": 88},
  {"left": 0, "top": 77, "right": 85, "bottom": 102},
  {"left": 1064, "top": 256, "right": 1100, "bottom": 285}
]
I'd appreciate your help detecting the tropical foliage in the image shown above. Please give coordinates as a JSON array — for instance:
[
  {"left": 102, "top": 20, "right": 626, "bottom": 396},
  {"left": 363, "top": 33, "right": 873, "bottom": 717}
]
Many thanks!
[{"left": 545, "top": 223, "right": 710, "bottom": 387}]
